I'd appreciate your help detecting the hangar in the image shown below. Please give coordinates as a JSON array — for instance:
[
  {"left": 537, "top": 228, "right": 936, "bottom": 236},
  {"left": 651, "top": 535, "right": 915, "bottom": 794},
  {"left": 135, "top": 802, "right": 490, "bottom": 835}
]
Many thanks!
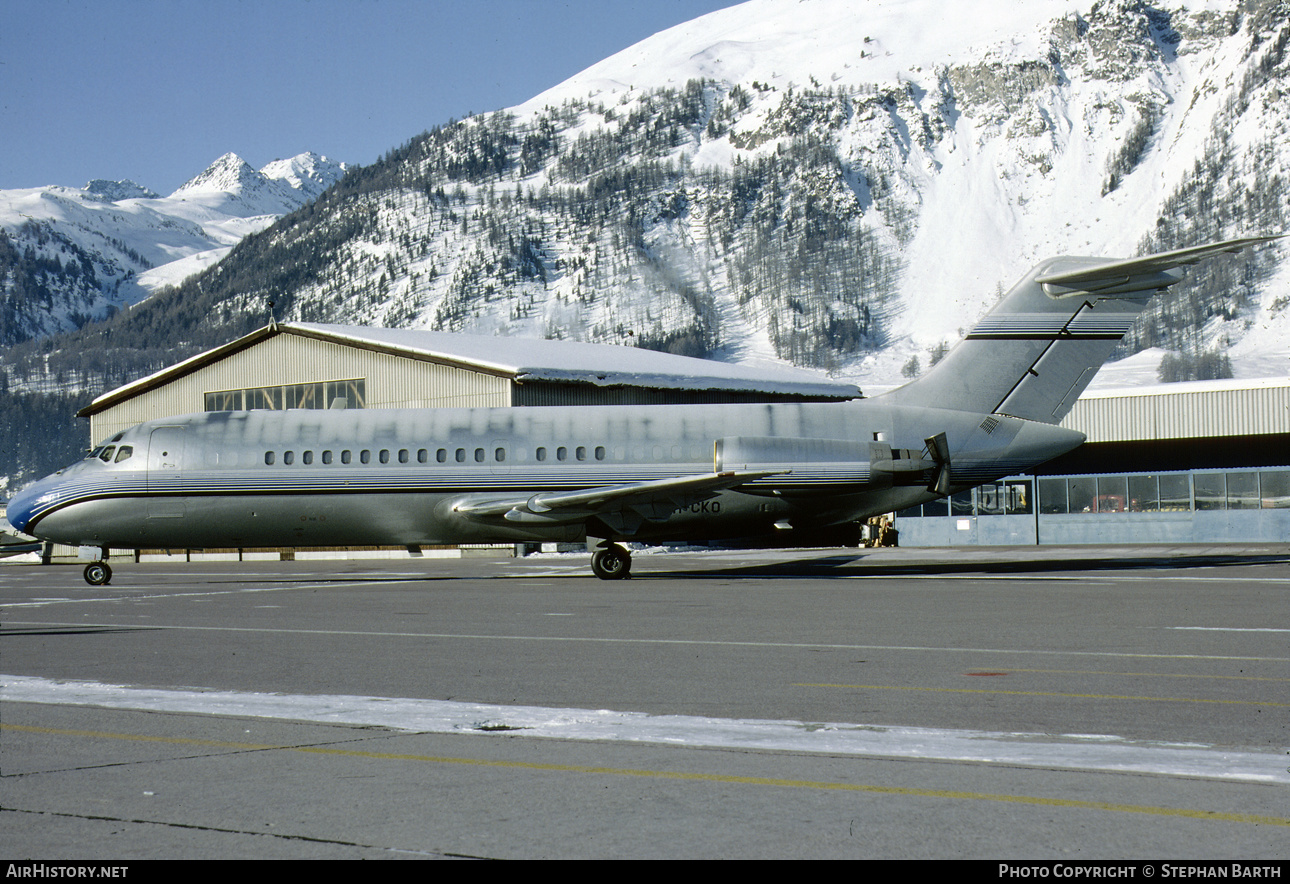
[
  {"left": 895, "top": 377, "right": 1290, "bottom": 546},
  {"left": 79, "top": 322, "right": 861, "bottom": 442}
]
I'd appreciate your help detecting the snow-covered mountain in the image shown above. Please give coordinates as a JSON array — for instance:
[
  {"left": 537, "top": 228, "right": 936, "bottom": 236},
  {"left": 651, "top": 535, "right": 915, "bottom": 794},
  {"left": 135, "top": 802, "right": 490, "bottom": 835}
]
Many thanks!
[
  {"left": 0, "top": 152, "right": 348, "bottom": 345},
  {"left": 7, "top": 0, "right": 1290, "bottom": 393},
  {"left": 516, "top": 0, "right": 1290, "bottom": 387}
]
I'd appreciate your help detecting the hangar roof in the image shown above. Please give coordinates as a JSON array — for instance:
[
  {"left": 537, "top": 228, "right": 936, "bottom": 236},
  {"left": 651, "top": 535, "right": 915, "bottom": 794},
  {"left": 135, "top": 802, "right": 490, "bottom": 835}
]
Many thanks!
[
  {"left": 290, "top": 324, "right": 858, "bottom": 395},
  {"left": 1061, "top": 377, "right": 1290, "bottom": 442},
  {"left": 81, "top": 322, "right": 860, "bottom": 416}
]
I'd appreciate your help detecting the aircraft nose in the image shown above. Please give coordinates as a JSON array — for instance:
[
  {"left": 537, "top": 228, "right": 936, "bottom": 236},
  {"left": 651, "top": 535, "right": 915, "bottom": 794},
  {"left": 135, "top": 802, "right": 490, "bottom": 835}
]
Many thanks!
[
  {"left": 6, "top": 475, "right": 60, "bottom": 537},
  {"left": 6, "top": 489, "right": 35, "bottom": 535}
]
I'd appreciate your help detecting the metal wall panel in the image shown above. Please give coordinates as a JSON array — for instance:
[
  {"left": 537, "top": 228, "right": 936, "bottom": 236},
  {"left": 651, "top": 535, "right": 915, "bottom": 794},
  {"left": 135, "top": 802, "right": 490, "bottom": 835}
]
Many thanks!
[
  {"left": 1061, "top": 381, "right": 1290, "bottom": 443},
  {"left": 90, "top": 335, "right": 511, "bottom": 442}
]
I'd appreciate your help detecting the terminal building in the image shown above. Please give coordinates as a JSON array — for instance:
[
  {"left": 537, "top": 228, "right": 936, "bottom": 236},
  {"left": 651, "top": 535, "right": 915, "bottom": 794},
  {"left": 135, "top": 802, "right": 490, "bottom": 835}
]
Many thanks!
[
  {"left": 75, "top": 323, "right": 1288, "bottom": 549},
  {"left": 895, "top": 377, "right": 1290, "bottom": 546}
]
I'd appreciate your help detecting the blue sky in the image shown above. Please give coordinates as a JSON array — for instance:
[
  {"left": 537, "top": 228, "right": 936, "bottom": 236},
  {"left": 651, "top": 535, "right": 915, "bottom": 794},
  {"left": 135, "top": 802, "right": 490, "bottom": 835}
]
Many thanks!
[{"left": 4, "top": 0, "right": 738, "bottom": 193}]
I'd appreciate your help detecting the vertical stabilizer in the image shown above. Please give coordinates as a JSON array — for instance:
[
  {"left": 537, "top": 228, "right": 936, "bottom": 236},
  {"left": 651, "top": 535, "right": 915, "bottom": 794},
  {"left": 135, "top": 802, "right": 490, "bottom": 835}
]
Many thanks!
[{"left": 879, "top": 236, "right": 1281, "bottom": 423}]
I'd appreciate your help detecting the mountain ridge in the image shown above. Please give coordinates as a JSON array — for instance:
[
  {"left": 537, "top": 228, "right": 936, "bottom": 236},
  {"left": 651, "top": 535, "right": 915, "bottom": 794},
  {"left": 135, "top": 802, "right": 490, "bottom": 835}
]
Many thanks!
[
  {"left": 3, "top": 0, "right": 1288, "bottom": 391},
  {"left": 0, "top": 151, "right": 349, "bottom": 346}
]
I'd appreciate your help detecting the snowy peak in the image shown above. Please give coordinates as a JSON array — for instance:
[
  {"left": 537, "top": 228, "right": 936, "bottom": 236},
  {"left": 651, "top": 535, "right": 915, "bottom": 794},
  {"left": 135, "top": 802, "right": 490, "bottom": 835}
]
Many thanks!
[
  {"left": 168, "top": 151, "right": 349, "bottom": 216},
  {"left": 1, "top": 149, "right": 349, "bottom": 347},
  {"left": 84, "top": 179, "right": 159, "bottom": 201},
  {"left": 173, "top": 151, "right": 348, "bottom": 201},
  {"left": 520, "top": 0, "right": 1086, "bottom": 112},
  {"left": 260, "top": 152, "right": 349, "bottom": 200},
  {"left": 173, "top": 152, "right": 262, "bottom": 195}
]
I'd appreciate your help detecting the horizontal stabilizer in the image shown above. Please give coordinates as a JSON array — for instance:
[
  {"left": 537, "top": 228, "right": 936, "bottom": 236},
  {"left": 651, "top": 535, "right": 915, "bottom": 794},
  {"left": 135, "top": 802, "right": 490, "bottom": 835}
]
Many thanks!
[{"left": 1036, "top": 236, "right": 1283, "bottom": 297}]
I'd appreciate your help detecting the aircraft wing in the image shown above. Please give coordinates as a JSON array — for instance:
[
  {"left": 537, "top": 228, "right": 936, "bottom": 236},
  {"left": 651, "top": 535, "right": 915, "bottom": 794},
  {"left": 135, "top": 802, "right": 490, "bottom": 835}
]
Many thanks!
[
  {"left": 452, "top": 469, "right": 786, "bottom": 532},
  {"left": 0, "top": 528, "right": 42, "bottom": 557},
  {"left": 1036, "top": 235, "right": 1282, "bottom": 296}
]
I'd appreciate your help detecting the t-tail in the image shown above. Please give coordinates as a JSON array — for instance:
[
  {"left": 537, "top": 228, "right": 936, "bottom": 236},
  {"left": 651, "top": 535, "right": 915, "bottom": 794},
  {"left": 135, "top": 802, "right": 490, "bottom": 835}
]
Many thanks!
[{"left": 880, "top": 236, "right": 1282, "bottom": 423}]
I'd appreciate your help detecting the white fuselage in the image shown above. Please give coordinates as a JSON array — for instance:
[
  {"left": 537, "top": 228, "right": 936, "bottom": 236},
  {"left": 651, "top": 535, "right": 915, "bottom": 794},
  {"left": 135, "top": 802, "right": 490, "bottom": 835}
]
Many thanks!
[{"left": 8, "top": 399, "right": 1084, "bottom": 551}]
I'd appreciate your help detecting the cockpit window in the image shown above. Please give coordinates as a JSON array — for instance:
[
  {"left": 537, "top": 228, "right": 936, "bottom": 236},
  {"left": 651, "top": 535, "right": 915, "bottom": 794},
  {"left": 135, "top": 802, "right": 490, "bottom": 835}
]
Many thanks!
[
  {"left": 98, "top": 446, "right": 116, "bottom": 463},
  {"left": 114, "top": 446, "right": 134, "bottom": 463}
]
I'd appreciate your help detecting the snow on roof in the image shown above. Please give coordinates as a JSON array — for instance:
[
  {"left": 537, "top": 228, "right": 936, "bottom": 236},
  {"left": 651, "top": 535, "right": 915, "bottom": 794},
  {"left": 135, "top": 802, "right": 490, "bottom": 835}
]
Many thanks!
[
  {"left": 289, "top": 324, "right": 860, "bottom": 397},
  {"left": 1076, "top": 375, "right": 1290, "bottom": 399},
  {"left": 85, "top": 323, "right": 860, "bottom": 415}
]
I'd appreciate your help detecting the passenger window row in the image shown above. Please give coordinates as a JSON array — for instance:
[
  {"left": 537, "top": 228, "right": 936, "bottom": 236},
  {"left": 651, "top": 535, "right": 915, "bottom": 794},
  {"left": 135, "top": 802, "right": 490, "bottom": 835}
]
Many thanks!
[
  {"left": 263, "top": 445, "right": 609, "bottom": 466},
  {"left": 536, "top": 446, "right": 606, "bottom": 462}
]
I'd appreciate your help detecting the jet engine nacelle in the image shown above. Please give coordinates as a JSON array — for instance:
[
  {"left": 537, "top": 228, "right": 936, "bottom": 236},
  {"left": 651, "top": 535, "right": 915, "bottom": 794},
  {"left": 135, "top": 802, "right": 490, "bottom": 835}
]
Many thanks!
[{"left": 714, "top": 436, "right": 942, "bottom": 495}]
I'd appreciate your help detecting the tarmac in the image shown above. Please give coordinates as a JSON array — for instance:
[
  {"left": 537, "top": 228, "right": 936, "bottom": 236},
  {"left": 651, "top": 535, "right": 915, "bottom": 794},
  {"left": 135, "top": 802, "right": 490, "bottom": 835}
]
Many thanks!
[{"left": 2, "top": 543, "right": 1288, "bottom": 859}]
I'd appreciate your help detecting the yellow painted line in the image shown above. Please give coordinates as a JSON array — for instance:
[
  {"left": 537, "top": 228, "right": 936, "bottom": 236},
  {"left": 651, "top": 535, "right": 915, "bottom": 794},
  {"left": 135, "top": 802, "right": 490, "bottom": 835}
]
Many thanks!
[
  {"left": 793, "top": 684, "right": 1290, "bottom": 707},
  {"left": 974, "top": 668, "right": 1290, "bottom": 683},
  {"left": 6, "top": 724, "right": 1289, "bottom": 828}
]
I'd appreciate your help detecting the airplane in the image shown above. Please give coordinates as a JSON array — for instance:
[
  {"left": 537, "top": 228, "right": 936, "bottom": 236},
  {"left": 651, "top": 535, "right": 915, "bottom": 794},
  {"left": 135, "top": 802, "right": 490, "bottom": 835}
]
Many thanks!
[{"left": 5, "top": 235, "right": 1280, "bottom": 586}]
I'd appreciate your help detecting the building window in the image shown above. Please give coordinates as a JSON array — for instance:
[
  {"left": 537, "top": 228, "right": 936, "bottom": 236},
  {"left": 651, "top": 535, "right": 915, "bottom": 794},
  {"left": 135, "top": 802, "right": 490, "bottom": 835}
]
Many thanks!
[
  {"left": 1159, "top": 474, "right": 1190, "bottom": 511},
  {"left": 1095, "top": 476, "right": 1128, "bottom": 512},
  {"left": 1260, "top": 471, "right": 1290, "bottom": 508},
  {"left": 1226, "top": 472, "right": 1260, "bottom": 509},
  {"left": 1194, "top": 473, "right": 1225, "bottom": 510},
  {"left": 1128, "top": 475, "right": 1159, "bottom": 511},
  {"left": 205, "top": 379, "right": 366, "bottom": 412}
]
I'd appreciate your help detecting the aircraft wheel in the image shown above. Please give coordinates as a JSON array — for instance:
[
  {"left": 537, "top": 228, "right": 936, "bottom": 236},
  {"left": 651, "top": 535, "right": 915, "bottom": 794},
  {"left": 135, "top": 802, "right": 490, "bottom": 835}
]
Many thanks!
[
  {"left": 84, "top": 562, "right": 112, "bottom": 586},
  {"left": 591, "top": 545, "right": 631, "bottom": 580}
]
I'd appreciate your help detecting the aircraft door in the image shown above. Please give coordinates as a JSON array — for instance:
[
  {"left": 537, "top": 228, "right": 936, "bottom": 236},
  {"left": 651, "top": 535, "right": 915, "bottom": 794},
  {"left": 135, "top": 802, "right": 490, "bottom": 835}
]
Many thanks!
[{"left": 147, "top": 426, "right": 187, "bottom": 518}]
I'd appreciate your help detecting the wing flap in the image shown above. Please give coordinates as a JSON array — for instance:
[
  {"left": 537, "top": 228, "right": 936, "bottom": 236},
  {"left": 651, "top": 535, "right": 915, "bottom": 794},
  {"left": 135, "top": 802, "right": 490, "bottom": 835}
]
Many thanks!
[{"left": 452, "top": 470, "right": 788, "bottom": 526}]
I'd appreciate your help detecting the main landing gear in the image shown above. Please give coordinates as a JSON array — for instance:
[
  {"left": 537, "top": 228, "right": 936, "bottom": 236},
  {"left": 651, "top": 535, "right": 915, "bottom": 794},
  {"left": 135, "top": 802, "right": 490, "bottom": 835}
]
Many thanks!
[
  {"left": 590, "top": 542, "right": 632, "bottom": 580},
  {"left": 83, "top": 561, "right": 112, "bottom": 586}
]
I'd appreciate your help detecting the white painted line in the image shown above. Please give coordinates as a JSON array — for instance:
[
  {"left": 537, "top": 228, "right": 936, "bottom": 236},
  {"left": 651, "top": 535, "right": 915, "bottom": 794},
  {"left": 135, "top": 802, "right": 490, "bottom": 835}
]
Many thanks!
[
  {"left": 5, "top": 674, "right": 1287, "bottom": 784},
  {"left": 1167, "top": 627, "right": 1290, "bottom": 633},
  {"left": 4, "top": 620, "right": 1288, "bottom": 662}
]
